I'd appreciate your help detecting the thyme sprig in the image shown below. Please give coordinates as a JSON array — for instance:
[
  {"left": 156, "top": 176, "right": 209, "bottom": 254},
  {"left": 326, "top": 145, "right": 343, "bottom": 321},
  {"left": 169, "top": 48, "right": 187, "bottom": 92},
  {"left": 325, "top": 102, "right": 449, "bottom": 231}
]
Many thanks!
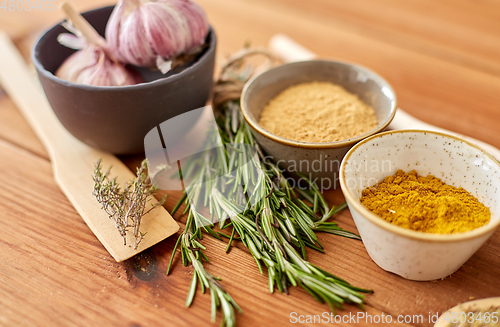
[
  {"left": 92, "top": 159, "right": 165, "bottom": 249},
  {"left": 166, "top": 47, "right": 372, "bottom": 326}
]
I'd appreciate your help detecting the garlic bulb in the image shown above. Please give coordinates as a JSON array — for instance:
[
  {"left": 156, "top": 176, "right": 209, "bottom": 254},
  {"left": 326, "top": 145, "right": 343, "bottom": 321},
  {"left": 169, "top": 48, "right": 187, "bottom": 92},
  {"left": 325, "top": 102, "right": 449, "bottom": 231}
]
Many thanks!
[
  {"left": 56, "top": 3, "right": 142, "bottom": 87},
  {"left": 105, "top": 0, "right": 209, "bottom": 72}
]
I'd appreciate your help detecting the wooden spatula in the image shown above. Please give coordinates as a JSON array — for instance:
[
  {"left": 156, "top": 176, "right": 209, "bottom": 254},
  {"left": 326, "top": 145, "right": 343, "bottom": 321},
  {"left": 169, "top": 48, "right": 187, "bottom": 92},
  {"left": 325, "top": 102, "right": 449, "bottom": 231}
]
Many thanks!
[{"left": 0, "top": 31, "right": 179, "bottom": 262}]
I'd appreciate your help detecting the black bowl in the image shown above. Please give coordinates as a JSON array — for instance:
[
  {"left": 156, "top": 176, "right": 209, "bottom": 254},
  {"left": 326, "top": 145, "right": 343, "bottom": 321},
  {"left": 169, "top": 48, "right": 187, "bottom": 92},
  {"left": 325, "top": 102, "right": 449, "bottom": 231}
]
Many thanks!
[{"left": 33, "top": 6, "right": 216, "bottom": 154}]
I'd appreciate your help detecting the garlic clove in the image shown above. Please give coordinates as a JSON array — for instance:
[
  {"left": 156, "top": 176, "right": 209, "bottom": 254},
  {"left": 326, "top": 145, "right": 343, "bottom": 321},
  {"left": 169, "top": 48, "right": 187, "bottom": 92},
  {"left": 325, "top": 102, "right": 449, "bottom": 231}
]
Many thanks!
[
  {"left": 116, "top": 4, "right": 156, "bottom": 66},
  {"left": 57, "top": 33, "right": 86, "bottom": 50},
  {"left": 56, "top": 48, "right": 142, "bottom": 87},
  {"left": 170, "top": 0, "right": 208, "bottom": 49},
  {"left": 104, "top": 57, "right": 142, "bottom": 86},
  {"left": 56, "top": 48, "right": 99, "bottom": 83}
]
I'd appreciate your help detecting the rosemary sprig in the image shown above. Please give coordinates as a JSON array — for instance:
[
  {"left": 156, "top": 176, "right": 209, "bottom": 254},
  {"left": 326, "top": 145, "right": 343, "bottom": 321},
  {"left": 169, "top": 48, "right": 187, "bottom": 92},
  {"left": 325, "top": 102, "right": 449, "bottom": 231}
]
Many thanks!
[
  {"left": 165, "top": 47, "right": 372, "bottom": 326},
  {"left": 168, "top": 208, "right": 241, "bottom": 326},
  {"left": 92, "top": 159, "right": 165, "bottom": 249}
]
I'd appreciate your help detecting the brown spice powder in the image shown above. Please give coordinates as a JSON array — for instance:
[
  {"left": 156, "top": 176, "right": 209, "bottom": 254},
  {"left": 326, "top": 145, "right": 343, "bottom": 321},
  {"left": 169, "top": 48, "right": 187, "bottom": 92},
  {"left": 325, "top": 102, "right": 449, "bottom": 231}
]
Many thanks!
[{"left": 258, "top": 81, "right": 378, "bottom": 143}]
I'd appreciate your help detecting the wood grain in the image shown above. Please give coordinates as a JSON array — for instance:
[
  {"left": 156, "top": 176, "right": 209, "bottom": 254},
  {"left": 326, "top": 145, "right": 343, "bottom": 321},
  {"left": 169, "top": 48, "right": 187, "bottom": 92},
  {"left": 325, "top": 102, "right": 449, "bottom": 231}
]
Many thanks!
[
  {"left": 262, "top": 0, "right": 500, "bottom": 77},
  {"left": 0, "top": 96, "right": 47, "bottom": 158},
  {"left": 0, "top": 137, "right": 414, "bottom": 327},
  {"left": 0, "top": 0, "right": 499, "bottom": 326}
]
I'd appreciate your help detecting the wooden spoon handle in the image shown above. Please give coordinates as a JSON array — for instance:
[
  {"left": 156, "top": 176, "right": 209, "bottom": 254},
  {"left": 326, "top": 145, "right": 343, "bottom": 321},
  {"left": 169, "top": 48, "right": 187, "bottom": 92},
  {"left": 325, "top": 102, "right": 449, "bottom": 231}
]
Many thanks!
[{"left": 389, "top": 109, "right": 500, "bottom": 160}]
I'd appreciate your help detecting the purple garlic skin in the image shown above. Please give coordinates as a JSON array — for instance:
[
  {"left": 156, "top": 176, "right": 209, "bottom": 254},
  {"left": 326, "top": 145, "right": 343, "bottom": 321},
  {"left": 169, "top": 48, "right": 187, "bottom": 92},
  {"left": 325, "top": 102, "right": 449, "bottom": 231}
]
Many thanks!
[
  {"left": 56, "top": 47, "right": 142, "bottom": 86},
  {"left": 105, "top": 0, "right": 209, "bottom": 68}
]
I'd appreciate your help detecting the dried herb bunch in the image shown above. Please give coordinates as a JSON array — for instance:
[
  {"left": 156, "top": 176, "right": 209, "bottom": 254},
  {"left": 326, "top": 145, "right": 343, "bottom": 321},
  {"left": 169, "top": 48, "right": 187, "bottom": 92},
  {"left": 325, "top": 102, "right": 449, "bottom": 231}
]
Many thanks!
[
  {"left": 167, "top": 47, "right": 372, "bottom": 326},
  {"left": 93, "top": 159, "right": 165, "bottom": 249}
]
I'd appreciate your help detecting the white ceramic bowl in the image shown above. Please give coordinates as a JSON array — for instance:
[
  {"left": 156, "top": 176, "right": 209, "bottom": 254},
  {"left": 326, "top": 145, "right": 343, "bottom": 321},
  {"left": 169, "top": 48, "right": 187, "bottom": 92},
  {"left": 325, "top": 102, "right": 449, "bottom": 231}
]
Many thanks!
[{"left": 339, "top": 130, "right": 500, "bottom": 281}]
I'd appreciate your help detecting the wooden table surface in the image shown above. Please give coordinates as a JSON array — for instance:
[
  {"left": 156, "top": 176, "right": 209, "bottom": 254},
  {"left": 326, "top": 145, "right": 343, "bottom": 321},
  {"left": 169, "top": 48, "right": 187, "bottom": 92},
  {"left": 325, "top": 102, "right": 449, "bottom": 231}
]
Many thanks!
[{"left": 1, "top": 0, "right": 499, "bottom": 326}]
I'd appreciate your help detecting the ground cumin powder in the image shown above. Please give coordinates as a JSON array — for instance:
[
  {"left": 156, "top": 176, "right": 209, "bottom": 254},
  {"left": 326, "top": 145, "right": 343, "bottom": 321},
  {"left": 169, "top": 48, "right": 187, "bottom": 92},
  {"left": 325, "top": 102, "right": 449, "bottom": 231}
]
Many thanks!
[
  {"left": 360, "top": 170, "right": 490, "bottom": 234},
  {"left": 258, "top": 81, "right": 378, "bottom": 143}
]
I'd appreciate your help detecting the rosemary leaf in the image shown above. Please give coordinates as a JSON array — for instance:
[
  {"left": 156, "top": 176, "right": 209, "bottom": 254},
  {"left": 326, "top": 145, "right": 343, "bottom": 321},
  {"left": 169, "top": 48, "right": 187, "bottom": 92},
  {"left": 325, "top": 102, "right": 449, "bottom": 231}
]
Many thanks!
[
  {"left": 172, "top": 192, "right": 187, "bottom": 215},
  {"left": 225, "top": 227, "right": 236, "bottom": 253},
  {"left": 186, "top": 271, "right": 197, "bottom": 307},
  {"left": 166, "top": 235, "right": 182, "bottom": 275},
  {"left": 210, "top": 288, "right": 217, "bottom": 322}
]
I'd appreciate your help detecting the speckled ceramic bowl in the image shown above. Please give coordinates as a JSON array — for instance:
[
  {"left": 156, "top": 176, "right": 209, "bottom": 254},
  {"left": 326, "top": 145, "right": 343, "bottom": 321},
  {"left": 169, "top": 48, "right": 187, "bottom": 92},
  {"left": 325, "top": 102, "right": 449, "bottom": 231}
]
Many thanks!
[
  {"left": 240, "top": 60, "right": 397, "bottom": 186},
  {"left": 339, "top": 130, "right": 500, "bottom": 281}
]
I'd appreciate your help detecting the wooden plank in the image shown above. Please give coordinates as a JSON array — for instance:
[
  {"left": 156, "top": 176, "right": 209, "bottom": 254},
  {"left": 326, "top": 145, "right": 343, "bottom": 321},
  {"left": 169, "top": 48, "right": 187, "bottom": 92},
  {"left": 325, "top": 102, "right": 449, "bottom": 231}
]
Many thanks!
[
  {"left": 124, "top": 162, "right": 500, "bottom": 327},
  {"left": 0, "top": 138, "right": 416, "bottom": 327},
  {"left": 257, "top": 0, "right": 500, "bottom": 77},
  {"left": 0, "top": 0, "right": 499, "bottom": 326},
  {"left": 1, "top": 134, "right": 498, "bottom": 327},
  {"left": 0, "top": 32, "right": 179, "bottom": 262}
]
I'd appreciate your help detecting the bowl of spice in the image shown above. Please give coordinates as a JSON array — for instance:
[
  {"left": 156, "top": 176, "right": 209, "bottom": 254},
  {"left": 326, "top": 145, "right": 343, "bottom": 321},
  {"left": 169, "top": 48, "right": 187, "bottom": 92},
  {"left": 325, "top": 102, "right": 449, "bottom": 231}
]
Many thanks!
[
  {"left": 339, "top": 130, "right": 500, "bottom": 281},
  {"left": 240, "top": 60, "right": 397, "bottom": 186}
]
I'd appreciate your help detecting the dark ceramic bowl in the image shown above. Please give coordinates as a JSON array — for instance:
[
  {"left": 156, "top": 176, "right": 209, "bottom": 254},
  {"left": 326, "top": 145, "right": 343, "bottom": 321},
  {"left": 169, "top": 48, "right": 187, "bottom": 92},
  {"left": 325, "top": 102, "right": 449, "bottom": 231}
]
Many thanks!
[{"left": 33, "top": 6, "right": 216, "bottom": 154}]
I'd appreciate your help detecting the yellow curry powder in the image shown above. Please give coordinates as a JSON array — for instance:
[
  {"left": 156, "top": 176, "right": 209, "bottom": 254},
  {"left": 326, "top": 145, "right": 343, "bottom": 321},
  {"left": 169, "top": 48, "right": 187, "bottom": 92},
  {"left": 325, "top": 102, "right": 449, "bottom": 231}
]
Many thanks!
[{"left": 360, "top": 170, "right": 490, "bottom": 234}]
